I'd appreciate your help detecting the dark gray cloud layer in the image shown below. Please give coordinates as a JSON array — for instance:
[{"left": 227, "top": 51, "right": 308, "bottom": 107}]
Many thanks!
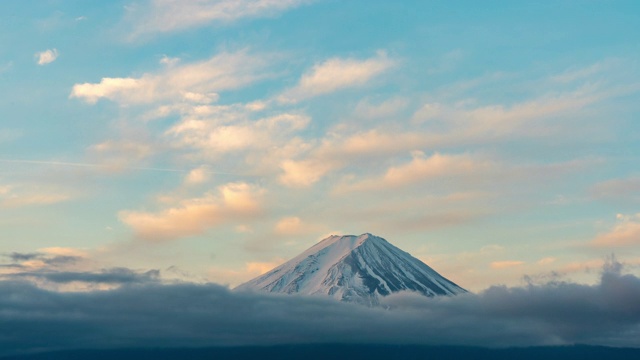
[
  {"left": 2, "top": 252, "right": 81, "bottom": 268},
  {"left": 8, "top": 268, "right": 160, "bottom": 285},
  {"left": 1, "top": 252, "right": 158, "bottom": 286},
  {"left": 7, "top": 253, "right": 41, "bottom": 262},
  {"left": 0, "top": 266, "right": 639, "bottom": 356}
]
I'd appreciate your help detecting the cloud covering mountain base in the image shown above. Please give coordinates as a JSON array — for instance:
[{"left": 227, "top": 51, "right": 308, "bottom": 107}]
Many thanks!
[
  {"left": 1, "top": 263, "right": 639, "bottom": 356},
  {"left": 4, "top": 345, "right": 640, "bottom": 360}
]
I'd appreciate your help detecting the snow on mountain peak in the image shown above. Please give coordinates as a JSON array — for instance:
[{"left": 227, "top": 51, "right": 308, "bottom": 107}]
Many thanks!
[{"left": 236, "top": 233, "right": 466, "bottom": 305}]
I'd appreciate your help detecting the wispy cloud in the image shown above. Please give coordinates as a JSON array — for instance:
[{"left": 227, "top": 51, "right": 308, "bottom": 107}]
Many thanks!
[
  {"left": 275, "top": 80, "right": 612, "bottom": 188},
  {"left": 278, "top": 52, "right": 395, "bottom": 103},
  {"left": 273, "top": 216, "right": 321, "bottom": 236},
  {"left": 0, "top": 182, "right": 71, "bottom": 208},
  {"left": 590, "top": 177, "right": 640, "bottom": 204},
  {"left": 0, "top": 158, "right": 184, "bottom": 174},
  {"left": 35, "top": 49, "right": 59, "bottom": 65},
  {"left": 550, "top": 59, "right": 621, "bottom": 84},
  {"left": 125, "top": 0, "right": 309, "bottom": 39},
  {"left": 336, "top": 152, "right": 495, "bottom": 193},
  {"left": 70, "top": 50, "right": 270, "bottom": 105},
  {"left": 490, "top": 260, "right": 525, "bottom": 269},
  {"left": 353, "top": 97, "right": 409, "bottom": 119},
  {"left": 0, "top": 61, "right": 12, "bottom": 73},
  {"left": 167, "top": 112, "right": 309, "bottom": 156}
]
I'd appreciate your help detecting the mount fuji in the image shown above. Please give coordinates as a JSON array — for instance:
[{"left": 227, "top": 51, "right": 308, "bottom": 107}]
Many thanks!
[{"left": 236, "top": 233, "right": 466, "bottom": 305}]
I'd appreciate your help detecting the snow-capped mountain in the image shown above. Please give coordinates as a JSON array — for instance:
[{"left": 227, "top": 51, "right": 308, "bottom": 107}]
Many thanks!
[{"left": 236, "top": 233, "right": 466, "bottom": 305}]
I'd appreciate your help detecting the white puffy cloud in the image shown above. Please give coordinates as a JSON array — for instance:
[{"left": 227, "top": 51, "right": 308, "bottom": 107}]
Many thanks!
[{"left": 35, "top": 49, "right": 58, "bottom": 65}]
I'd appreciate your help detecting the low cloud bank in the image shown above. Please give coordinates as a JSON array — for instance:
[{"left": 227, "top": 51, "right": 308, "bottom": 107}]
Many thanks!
[{"left": 0, "top": 264, "right": 639, "bottom": 356}]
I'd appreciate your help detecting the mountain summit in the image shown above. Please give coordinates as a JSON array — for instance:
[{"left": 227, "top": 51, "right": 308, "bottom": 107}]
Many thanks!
[{"left": 236, "top": 233, "right": 466, "bottom": 304}]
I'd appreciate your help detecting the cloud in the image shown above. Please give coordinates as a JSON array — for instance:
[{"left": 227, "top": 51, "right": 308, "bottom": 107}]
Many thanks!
[
  {"left": 245, "top": 260, "right": 283, "bottom": 275},
  {"left": 35, "top": 49, "right": 59, "bottom": 65},
  {"left": 336, "top": 152, "right": 494, "bottom": 193},
  {"left": 39, "top": 247, "right": 89, "bottom": 258},
  {"left": 410, "top": 85, "right": 609, "bottom": 144},
  {"left": 490, "top": 261, "right": 525, "bottom": 269},
  {"left": 354, "top": 97, "right": 409, "bottom": 119},
  {"left": 0, "top": 248, "right": 164, "bottom": 292},
  {"left": 550, "top": 59, "right": 620, "bottom": 84},
  {"left": 70, "top": 50, "right": 269, "bottom": 105},
  {"left": 6, "top": 252, "right": 40, "bottom": 262},
  {"left": 0, "top": 263, "right": 639, "bottom": 355},
  {"left": 278, "top": 52, "right": 395, "bottom": 103},
  {"left": 537, "top": 257, "right": 557, "bottom": 266},
  {"left": 126, "top": 0, "right": 309, "bottom": 38},
  {"left": 1, "top": 248, "right": 87, "bottom": 271},
  {"left": 386, "top": 211, "right": 484, "bottom": 234},
  {"left": 590, "top": 177, "right": 640, "bottom": 203},
  {"left": 71, "top": 78, "right": 141, "bottom": 104},
  {"left": 184, "top": 166, "right": 211, "bottom": 185},
  {"left": 89, "top": 139, "right": 155, "bottom": 172},
  {"left": 592, "top": 214, "right": 640, "bottom": 247},
  {"left": 0, "top": 183, "right": 71, "bottom": 208},
  {"left": 119, "top": 182, "right": 263, "bottom": 241},
  {"left": 167, "top": 112, "right": 309, "bottom": 156},
  {"left": 159, "top": 55, "right": 180, "bottom": 66},
  {"left": 279, "top": 158, "right": 336, "bottom": 187},
  {"left": 277, "top": 130, "right": 427, "bottom": 188},
  {"left": 8, "top": 268, "right": 160, "bottom": 286},
  {"left": 277, "top": 113, "right": 598, "bottom": 189},
  {"left": 2, "top": 193, "right": 69, "bottom": 207},
  {"left": 274, "top": 79, "right": 621, "bottom": 187},
  {"left": 0, "top": 61, "right": 13, "bottom": 73},
  {"left": 208, "top": 260, "right": 286, "bottom": 286},
  {"left": 274, "top": 216, "right": 311, "bottom": 235}
]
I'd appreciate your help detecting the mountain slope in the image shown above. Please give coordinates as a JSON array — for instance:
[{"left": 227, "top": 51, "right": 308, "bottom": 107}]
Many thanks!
[{"left": 236, "top": 233, "right": 466, "bottom": 304}]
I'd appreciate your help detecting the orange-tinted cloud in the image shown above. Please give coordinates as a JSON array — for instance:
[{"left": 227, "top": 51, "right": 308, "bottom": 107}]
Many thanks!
[
  {"left": 592, "top": 214, "right": 640, "bottom": 247},
  {"left": 119, "top": 182, "right": 263, "bottom": 241}
]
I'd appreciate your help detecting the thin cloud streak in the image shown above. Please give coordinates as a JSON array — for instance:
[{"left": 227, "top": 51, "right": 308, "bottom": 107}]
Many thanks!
[
  {"left": 0, "top": 158, "right": 253, "bottom": 177},
  {"left": 125, "top": 0, "right": 310, "bottom": 39}
]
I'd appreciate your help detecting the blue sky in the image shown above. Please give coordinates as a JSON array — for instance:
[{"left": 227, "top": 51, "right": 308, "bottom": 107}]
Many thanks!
[{"left": 1, "top": 0, "right": 640, "bottom": 291}]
